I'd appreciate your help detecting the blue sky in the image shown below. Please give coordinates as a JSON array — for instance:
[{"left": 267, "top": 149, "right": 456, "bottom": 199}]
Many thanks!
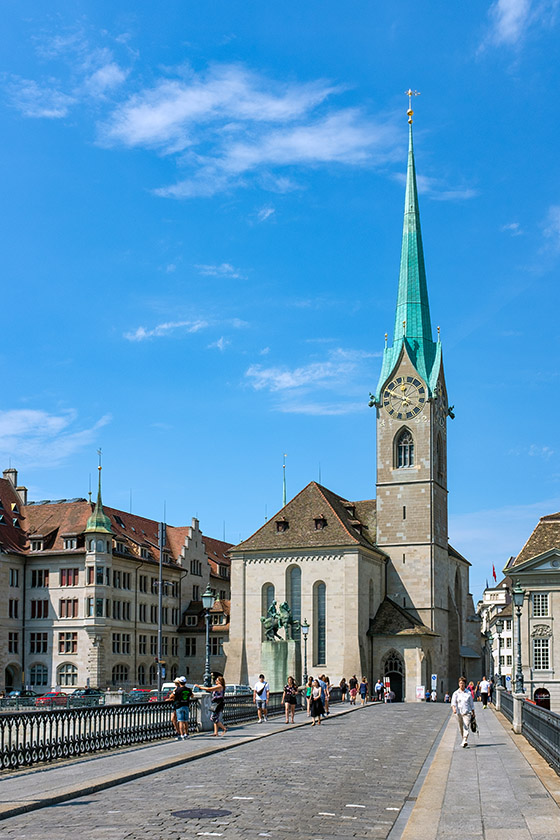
[{"left": 2, "top": 1, "right": 559, "bottom": 602}]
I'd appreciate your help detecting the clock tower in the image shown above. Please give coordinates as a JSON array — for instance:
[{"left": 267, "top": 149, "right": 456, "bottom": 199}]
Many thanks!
[{"left": 370, "top": 104, "right": 466, "bottom": 692}]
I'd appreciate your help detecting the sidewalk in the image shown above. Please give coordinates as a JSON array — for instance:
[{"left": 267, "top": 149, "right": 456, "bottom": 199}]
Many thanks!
[
  {"left": 397, "top": 706, "right": 560, "bottom": 840},
  {"left": 0, "top": 701, "right": 366, "bottom": 821}
]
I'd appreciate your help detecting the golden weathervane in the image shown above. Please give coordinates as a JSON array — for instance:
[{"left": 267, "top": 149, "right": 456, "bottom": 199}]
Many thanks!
[{"left": 405, "top": 89, "right": 420, "bottom": 124}]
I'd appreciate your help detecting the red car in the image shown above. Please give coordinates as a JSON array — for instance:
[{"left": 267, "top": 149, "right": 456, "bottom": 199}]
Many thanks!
[{"left": 35, "top": 691, "right": 69, "bottom": 707}]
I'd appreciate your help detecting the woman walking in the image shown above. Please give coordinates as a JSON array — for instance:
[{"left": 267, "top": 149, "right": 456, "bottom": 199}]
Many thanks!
[
  {"left": 195, "top": 676, "right": 227, "bottom": 737},
  {"left": 305, "top": 676, "right": 313, "bottom": 716},
  {"left": 324, "top": 676, "right": 331, "bottom": 715},
  {"left": 282, "top": 676, "right": 298, "bottom": 723},
  {"left": 310, "top": 679, "right": 324, "bottom": 726},
  {"left": 359, "top": 677, "right": 368, "bottom": 705},
  {"left": 339, "top": 677, "right": 348, "bottom": 703}
]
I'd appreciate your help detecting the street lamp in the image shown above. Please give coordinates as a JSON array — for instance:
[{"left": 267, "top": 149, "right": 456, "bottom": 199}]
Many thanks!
[
  {"left": 495, "top": 618, "right": 504, "bottom": 688},
  {"left": 512, "top": 580, "right": 525, "bottom": 694},
  {"left": 486, "top": 631, "right": 494, "bottom": 682},
  {"left": 301, "top": 619, "right": 309, "bottom": 688},
  {"left": 202, "top": 585, "right": 216, "bottom": 688}
]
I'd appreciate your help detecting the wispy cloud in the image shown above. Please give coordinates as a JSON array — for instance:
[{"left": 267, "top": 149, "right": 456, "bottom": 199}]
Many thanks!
[
  {"left": 543, "top": 204, "right": 560, "bottom": 251},
  {"left": 509, "top": 443, "right": 555, "bottom": 458},
  {"left": 482, "top": 0, "right": 558, "bottom": 48},
  {"left": 124, "top": 319, "right": 209, "bottom": 341},
  {"left": 0, "top": 409, "right": 110, "bottom": 468},
  {"left": 195, "top": 262, "right": 247, "bottom": 279},
  {"left": 257, "top": 206, "right": 275, "bottom": 222},
  {"left": 501, "top": 221, "right": 523, "bottom": 236},
  {"left": 394, "top": 172, "right": 478, "bottom": 202},
  {"left": 6, "top": 78, "right": 76, "bottom": 118},
  {"left": 208, "top": 336, "right": 230, "bottom": 351}
]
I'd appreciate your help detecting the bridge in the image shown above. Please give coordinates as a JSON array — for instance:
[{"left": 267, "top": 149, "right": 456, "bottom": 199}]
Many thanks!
[{"left": 1, "top": 702, "right": 559, "bottom": 838}]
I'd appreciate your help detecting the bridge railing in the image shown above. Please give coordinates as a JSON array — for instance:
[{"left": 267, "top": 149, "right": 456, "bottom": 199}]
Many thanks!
[
  {"left": 222, "top": 685, "right": 342, "bottom": 726},
  {"left": 0, "top": 699, "right": 199, "bottom": 772},
  {"left": 521, "top": 700, "right": 560, "bottom": 775},
  {"left": 500, "top": 690, "right": 513, "bottom": 721}
]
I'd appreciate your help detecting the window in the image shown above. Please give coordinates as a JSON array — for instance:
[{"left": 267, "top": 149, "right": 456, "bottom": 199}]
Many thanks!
[
  {"left": 192, "top": 585, "right": 200, "bottom": 601},
  {"left": 64, "top": 538, "right": 77, "bottom": 550},
  {"left": 150, "top": 605, "right": 158, "bottom": 624},
  {"left": 58, "top": 632, "right": 78, "bottom": 654},
  {"left": 219, "top": 590, "right": 226, "bottom": 601},
  {"left": 314, "top": 516, "right": 327, "bottom": 530},
  {"left": 149, "top": 664, "right": 157, "bottom": 684},
  {"left": 506, "top": 655, "right": 512, "bottom": 666},
  {"left": 8, "top": 632, "right": 18, "bottom": 653},
  {"left": 86, "top": 597, "right": 94, "bottom": 617},
  {"left": 533, "top": 638, "right": 550, "bottom": 670},
  {"left": 151, "top": 578, "right": 158, "bottom": 594},
  {"left": 137, "top": 664, "right": 146, "bottom": 686},
  {"left": 170, "top": 664, "right": 178, "bottom": 680},
  {"left": 276, "top": 518, "right": 289, "bottom": 533},
  {"left": 87, "top": 566, "right": 95, "bottom": 585},
  {"left": 96, "top": 598, "right": 104, "bottom": 617},
  {"left": 504, "top": 637, "right": 512, "bottom": 649},
  {"left": 533, "top": 593, "right": 549, "bottom": 618},
  {"left": 436, "top": 434, "right": 444, "bottom": 482},
  {"left": 113, "top": 570, "right": 121, "bottom": 588},
  {"left": 190, "top": 559, "right": 202, "bottom": 576},
  {"left": 113, "top": 601, "right": 121, "bottom": 620},
  {"left": 170, "top": 582, "right": 179, "bottom": 598},
  {"left": 9, "top": 568, "right": 19, "bottom": 587},
  {"left": 139, "top": 575, "right": 147, "bottom": 593},
  {"left": 123, "top": 602, "right": 131, "bottom": 621},
  {"left": 139, "top": 635, "right": 147, "bottom": 655},
  {"left": 30, "top": 663, "right": 48, "bottom": 686},
  {"left": 150, "top": 635, "right": 157, "bottom": 655},
  {"left": 59, "top": 599, "right": 78, "bottom": 618},
  {"left": 111, "top": 664, "right": 128, "bottom": 686},
  {"left": 162, "top": 636, "right": 168, "bottom": 656},
  {"left": 162, "top": 607, "right": 169, "bottom": 625},
  {"left": 185, "top": 615, "right": 198, "bottom": 627},
  {"left": 113, "top": 633, "right": 122, "bottom": 654},
  {"left": 31, "top": 569, "right": 49, "bottom": 588},
  {"left": 396, "top": 428, "right": 414, "bottom": 468},
  {"left": 286, "top": 565, "right": 301, "bottom": 640},
  {"left": 314, "top": 581, "right": 326, "bottom": 665},
  {"left": 140, "top": 548, "right": 150, "bottom": 561},
  {"left": 60, "top": 568, "right": 79, "bottom": 587},
  {"left": 211, "top": 614, "right": 226, "bottom": 625},
  {"left": 210, "top": 637, "right": 224, "bottom": 656},
  {"left": 30, "top": 600, "right": 48, "bottom": 619},
  {"left": 185, "top": 637, "right": 197, "bottom": 657},
  {"left": 30, "top": 540, "right": 43, "bottom": 552},
  {"left": 114, "top": 515, "right": 125, "bottom": 528},
  {"left": 115, "top": 542, "right": 126, "bottom": 555},
  {"left": 506, "top": 619, "right": 512, "bottom": 631},
  {"left": 138, "top": 603, "right": 147, "bottom": 622},
  {"left": 30, "top": 632, "right": 48, "bottom": 653},
  {"left": 171, "top": 637, "right": 178, "bottom": 656},
  {"left": 8, "top": 599, "right": 19, "bottom": 619},
  {"left": 123, "top": 573, "right": 131, "bottom": 590},
  {"left": 171, "top": 608, "right": 179, "bottom": 624},
  {"left": 500, "top": 656, "right": 505, "bottom": 666}
]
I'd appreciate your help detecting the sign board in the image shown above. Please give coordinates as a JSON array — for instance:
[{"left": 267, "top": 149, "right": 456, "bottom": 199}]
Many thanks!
[
  {"left": 431, "top": 673, "right": 437, "bottom": 689},
  {"left": 416, "top": 685, "right": 425, "bottom": 701},
  {"left": 161, "top": 667, "right": 166, "bottom": 679},
  {"left": 384, "top": 676, "right": 391, "bottom": 689}
]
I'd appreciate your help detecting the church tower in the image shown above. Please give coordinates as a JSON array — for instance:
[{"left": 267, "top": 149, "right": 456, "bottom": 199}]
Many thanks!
[{"left": 371, "top": 100, "right": 457, "bottom": 687}]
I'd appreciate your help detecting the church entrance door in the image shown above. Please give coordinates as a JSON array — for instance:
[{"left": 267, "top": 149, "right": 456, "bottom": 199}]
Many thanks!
[{"left": 386, "top": 671, "right": 403, "bottom": 702}]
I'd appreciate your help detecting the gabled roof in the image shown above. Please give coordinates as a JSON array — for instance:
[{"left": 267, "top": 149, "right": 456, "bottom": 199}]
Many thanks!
[
  {"left": 510, "top": 512, "right": 560, "bottom": 568},
  {"left": 368, "top": 597, "right": 438, "bottom": 637},
  {"left": 0, "top": 477, "right": 27, "bottom": 554},
  {"left": 232, "top": 481, "right": 380, "bottom": 553}
]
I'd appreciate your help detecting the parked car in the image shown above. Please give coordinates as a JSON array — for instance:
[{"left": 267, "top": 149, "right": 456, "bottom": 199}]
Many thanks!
[
  {"left": 1, "top": 690, "right": 43, "bottom": 709},
  {"left": 225, "top": 684, "right": 253, "bottom": 695},
  {"left": 126, "top": 688, "right": 152, "bottom": 703},
  {"left": 6, "top": 690, "right": 42, "bottom": 698},
  {"left": 70, "top": 688, "right": 104, "bottom": 706},
  {"left": 148, "top": 689, "right": 174, "bottom": 702},
  {"left": 35, "top": 692, "right": 69, "bottom": 707}
]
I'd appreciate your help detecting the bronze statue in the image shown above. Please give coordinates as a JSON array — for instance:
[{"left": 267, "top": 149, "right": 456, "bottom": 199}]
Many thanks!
[{"left": 260, "top": 600, "right": 300, "bottom": 641}]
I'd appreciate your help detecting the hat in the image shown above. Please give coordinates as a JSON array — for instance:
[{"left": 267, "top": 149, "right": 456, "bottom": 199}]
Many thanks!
[{"left": 178, "top": 676, "right": 187, "bottom": 683}]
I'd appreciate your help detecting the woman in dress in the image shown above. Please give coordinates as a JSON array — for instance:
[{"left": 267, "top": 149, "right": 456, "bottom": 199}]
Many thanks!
[
  {"left": 282, "top": 675, "right": 298, "bottom": 723},
  {"left": 359, "top": 677, "right": 368, "bottom": 705},
  {"left": 195, "top": 675, "right": 227, "bottom": 736},
  {"left": 305, "top": 676, "right": 313, "bottom": 716},
  {"left": 310, "top": 679, "right": 324, "bottom": 725},
  {"left": 339, "top": 677, "right": 348, "bottom": 703}
]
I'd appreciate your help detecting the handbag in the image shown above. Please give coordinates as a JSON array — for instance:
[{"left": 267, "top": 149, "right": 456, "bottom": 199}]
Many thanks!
[{"left": 470, "top": 713, "right": 477, "bottom": 733}]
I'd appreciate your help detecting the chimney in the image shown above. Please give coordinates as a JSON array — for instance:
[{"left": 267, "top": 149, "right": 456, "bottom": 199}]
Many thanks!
[
  {"left": 3, "top": 468, "right": 17, "bottom": 487},
  {"left": 16, "top": 486, "right": 28, "bottom": 505}
]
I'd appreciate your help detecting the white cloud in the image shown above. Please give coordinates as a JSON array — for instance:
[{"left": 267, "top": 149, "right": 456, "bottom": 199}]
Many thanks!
[
  {"left": 483, "top": 0, "right": 558, "bottom": 48},
  {"left": 501, "top": 221, "right": 523, "bottom": 235},
  {"left": 195, "top": 262, "right": 247, "bottom": 279},
  {"left": 124, "top": 319, "right": 209, "bottom": 341},
  {"left": 257, "top": 206, "right": 275, "bottom": 222},
  {"left": 543, "top": 204, "right": 560, "bottom": 250},
  {"left": 84, "top": 62, "right": 128, "bottom": 97},
  {"left": 246, "top": 348, "right": 379, "bottom": 392},
  {"left": 6, "top": 78, "right": 75, "bottom": 118},
  {"left": 0, "top": 409, "right": 111, "bottom": 468},
  {"left": 208, "top": 336, "right": 230, "bottom": 351},
  {"left": 394, "top": 172, "right": 478, "bottom": 202}
]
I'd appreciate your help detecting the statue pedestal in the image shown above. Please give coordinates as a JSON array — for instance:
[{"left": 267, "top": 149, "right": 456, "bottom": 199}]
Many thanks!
[{"left": 261, "top": 640, "right": 300, "bottom": 693}]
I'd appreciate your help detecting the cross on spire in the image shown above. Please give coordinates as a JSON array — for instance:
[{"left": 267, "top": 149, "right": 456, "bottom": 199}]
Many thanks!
[{"left": 405, "top": 88, "right": 420, "bottom": 124}]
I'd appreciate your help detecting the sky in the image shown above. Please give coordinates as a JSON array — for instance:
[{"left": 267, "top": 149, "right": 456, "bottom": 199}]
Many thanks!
[{"left": 1, "top": 1, "right": 560, "bottom": 603}]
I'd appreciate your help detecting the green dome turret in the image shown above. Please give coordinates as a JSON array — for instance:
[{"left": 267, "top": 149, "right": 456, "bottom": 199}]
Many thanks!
[{"left": 85, "top": 466, "right": 113, "bottom": 535}]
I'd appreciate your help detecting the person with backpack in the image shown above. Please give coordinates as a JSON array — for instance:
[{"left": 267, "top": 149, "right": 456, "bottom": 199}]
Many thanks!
[
  {"left": 166, "top": 676, "right": 192, "bottom": 740},
  {"left": 253, "top": 674, "right": 269, "bottom": 723}
]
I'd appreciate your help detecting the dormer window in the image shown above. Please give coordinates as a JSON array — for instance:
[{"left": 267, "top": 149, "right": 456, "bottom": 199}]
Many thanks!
[
  {"left": 185, "top": 616, "right": 198, "bottom": 626},
  {"left": 64, "top": 538, "right": 77, "bottom": 550},
  {"left": 344, "top": 504, "right": 355, "bottom": 518},
  {"left": 13, "top": 518, "right": 21, "bottom": 529},
  {"left": 350, "top": 520, "right": 363, "bottom": 535},
  {"left": 11, "top": 503, "right": 19, "bottom": 514},
  {"left": 115, "top": 541, "right": 126, "bottom": 554},
  {"left": 31, "top": 540, "right": 43, "bottom": 551},
  {"left": 141, "top": 547, "right": 150, "bottom": 560},
  {"left": 276, "top": 518, "right": 289, "bottom": 533},
  {"left": 114, "top": 515, "right": 125, "bottom": 528},
  {"left": 0, "top": 514, "right": 5, "bottom": 524},
  {"left": 314, "top": 515, "right": 327, "bottom": 531}
]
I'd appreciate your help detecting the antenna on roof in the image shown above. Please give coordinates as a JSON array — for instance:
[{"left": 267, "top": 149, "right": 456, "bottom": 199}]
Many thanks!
[
  {"left": 264, "top": 504, "right": 268, "bottom": 523},
  {"left": 318, "top": 463, "right": 322, "bottom": 485},
  {"left": 88, "top": 473, "right": 92, "bottom": 504},
  {"left": 282, "top": 453, "right": 287, "bottom": 508}
]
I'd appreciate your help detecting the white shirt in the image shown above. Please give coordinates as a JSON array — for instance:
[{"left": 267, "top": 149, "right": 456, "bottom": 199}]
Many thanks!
[
  {"left": 451, "top": 688, "right": 474, "bottom": 715},
  {"left": 253, "top": 680, "right": 269, "bottom": 699},
  {"left": 479, "top": 679, "right": 490, "bottom": 693}
]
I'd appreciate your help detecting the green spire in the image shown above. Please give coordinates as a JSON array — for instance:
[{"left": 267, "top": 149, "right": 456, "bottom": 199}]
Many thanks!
[
  {"left": 373, "top": 117, "right": 441, "bottom": 401},
  {"left": 85, "top": 466, "right": 113, "bottom": 534}
]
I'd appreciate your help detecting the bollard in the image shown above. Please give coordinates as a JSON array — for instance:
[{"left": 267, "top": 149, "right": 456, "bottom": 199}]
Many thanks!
[
  {"left": 512, "top": 692, "right": 525, "bottom": 734},
  {"left": 494, "top": 685, "right": 504, "bottom": 711}
]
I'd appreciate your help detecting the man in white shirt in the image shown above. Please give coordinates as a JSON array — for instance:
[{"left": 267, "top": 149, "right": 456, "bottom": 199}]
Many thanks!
[
  {"left": 253, "top": 674, "right": 269, "bottom": 723},
  {"left": 479, "top": 676, "right": 490, "bottom": 709},
  {"left": 451, "top": 676, "right": 475, "bottom": 748}
]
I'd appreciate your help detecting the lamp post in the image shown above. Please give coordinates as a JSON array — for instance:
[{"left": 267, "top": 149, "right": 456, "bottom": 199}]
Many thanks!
[
  {"left": 495, "top": 618, "right": 504, "bottom": 688},
  {"left": 486, "top": 631, "right": 494, "bottom": 682},
  {"left": 202, "top": 585, "right": 216, "bottom": 688},
  {"left": 512, "top": 580, "right": 525, "bottom": 694},
  {"left": 301, "top": 619, "right": 309, "bottom": 686}
]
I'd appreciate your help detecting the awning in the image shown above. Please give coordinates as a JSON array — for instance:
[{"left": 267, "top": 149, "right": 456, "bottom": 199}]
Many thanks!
[{"left": 460, "top": 645, "right": 480, "bottom": 659}]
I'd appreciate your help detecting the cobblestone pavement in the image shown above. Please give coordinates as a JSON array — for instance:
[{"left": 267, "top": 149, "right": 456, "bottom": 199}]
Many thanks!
[{"left": 0, "top": 704, "right": 448, "bottom": 840}]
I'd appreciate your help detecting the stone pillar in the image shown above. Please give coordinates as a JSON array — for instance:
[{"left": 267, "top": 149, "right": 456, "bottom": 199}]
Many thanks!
[
  {"left": 105, "top": 691, "right": 124, "bottom": 705},
  {"left": 260, "top": 640, "right": 299, "bottom": 693},
  {"left": 494, "top": 684, "right": 504, "bottom": 711},
  {"left": 512, "top": 691, "right": 525, "bottom": 734}
]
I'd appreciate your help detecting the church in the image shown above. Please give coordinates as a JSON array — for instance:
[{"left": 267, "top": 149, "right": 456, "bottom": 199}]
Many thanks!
[{"left": 226, "top": 105, "right": 481, "bottom": 700}]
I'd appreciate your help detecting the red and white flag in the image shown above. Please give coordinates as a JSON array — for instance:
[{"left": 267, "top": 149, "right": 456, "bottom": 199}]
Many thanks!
[{"left": 492, "top": 564, "right": 497, "bottom": 583}]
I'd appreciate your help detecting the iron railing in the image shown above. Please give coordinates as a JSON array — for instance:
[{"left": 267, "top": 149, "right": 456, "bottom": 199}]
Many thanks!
[
  {"left": 0, "top": 700, "right": 199, "bottom": 772},
  {"left": 222, "top": 686, "right": 342, "bottom": 726},
  {"left": 500, "top": 690, "right": 513, "bottom": 721},
  {"left": 522, "top": 701, "right": 560, "bottom": 775}
]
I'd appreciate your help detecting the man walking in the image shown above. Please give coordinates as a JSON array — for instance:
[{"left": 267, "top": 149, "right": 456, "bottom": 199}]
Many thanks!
[
  {"left": 479, "top": 675, "right": 490, "bottom": 709},
  {"left": 253, "top": 674, "right": 269, "bottom": 723},
  {"left": 451, "top": 676, "right": 475, "bottom": 748}
]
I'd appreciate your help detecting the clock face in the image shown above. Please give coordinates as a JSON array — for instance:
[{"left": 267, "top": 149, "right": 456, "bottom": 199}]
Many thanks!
[{"left": 382, "top": 376, "right": 426, "bottom": 420}]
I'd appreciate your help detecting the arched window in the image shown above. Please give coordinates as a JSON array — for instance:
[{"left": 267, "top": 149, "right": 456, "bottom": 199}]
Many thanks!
[
  {"left": 112, "top": 664, "right": 129, "bottom": 686},
  {"left": 261, "top": 583, "right": 275, "bottom": 640},
  {"left": 286, "top": 566, "right": 301, "bottom": 640},
  {"left": 383, "top": 651, "right": 404, "bottom": 675},
  {"left": 170, "top": 664, "right": 178, "bottom": 680},
  {"left": 149, "top": 664, "right": 157, "bottom": 685},
  {"left": 313, "top": 581, "right": 326, "bottom": 666},
  {"left": 137, "top": 664, "right": 146, "bottom": 686},
  {"left": 57, "top": 663, "right": 78, "bottom": 687},
  {"left": 396, "top": 428, "right": 414, "bottom": 468},
  {"left": 30, "top": 663, "right": 48, "bottom": 687}
]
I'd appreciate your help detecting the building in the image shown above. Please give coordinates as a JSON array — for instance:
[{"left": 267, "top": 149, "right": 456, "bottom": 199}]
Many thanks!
[
  {"left": 504, "top": 511, "right": 560, "bottom": 709},
  {"left": 227, "top": 110, "right": 480, "bottom": 699},
  {"left": 0, "top": 467, "right": 232, "bottom": 693},
  {"left": 477, "top": 577, "right": 513, "bottom": 684}
]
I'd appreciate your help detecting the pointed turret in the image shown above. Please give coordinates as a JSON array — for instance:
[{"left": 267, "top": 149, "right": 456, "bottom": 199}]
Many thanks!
[
  {"left": 85, "top": 466, "right": 113, "bottom": 534},
  {"left": 373, "top": 114, "right": 442, "bottom": 401}
]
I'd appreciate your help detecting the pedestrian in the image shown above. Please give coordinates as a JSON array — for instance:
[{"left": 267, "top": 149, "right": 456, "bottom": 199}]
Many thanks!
[
  {"left": 282, "top": 676, "right": 298, "bottom": 723},
  {"left": 310, "top": 679, "right": 324, "bottom": 725},
  {"left": 195, "top": 676, "right": 227, "bottom": 737},
  {"left": 349, "top": 674, "right": 358, "bottom": 696},
  {"left": 425, "top": 688, "right": 431, "bottom": 702},
  {"left": 317, "top": 674, "right": 328, "bottom": 716},
  {"left": 467, "top": 680, "right": 476, "bottom": 699},
  {"left": 479, "top": 675, "right": 490, "bottom": 709},
  {"left": 374, "top": 678, "right": 384, "bottom": 701},
  {"left": 339, "top": 677, "right": 348, "bottom": 702},
  {"left": 253, "top": 673, "right": 269, "bottom": 723},
  {"left": 359, "top": 677, "right": 368, "bottom": 705},
  {"left": 324, "top": 676, "right": 331, "bottom": 715},
  {"left": 166, "top": 676, "right": 192, "bottom": 740},
  {"left": 444, "top": 692, "right": 451, "bottom": 703},
  {"left": 430, "top": 689, "right": 437, "bottom": 703},
  {"left": 305, "top": 676, "right": 313, "bottom": 716},
  {"left": 451, "top": 676, "right": 475, "bottom": 748}
]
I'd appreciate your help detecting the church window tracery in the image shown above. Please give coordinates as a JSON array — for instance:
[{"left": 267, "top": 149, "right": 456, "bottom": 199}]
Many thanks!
[
  {"left": 395, "top": 428, "right": 414, "bottom": 468},
  {"left": 313, "top": 581, "right": 326, "bottom": 665}
]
